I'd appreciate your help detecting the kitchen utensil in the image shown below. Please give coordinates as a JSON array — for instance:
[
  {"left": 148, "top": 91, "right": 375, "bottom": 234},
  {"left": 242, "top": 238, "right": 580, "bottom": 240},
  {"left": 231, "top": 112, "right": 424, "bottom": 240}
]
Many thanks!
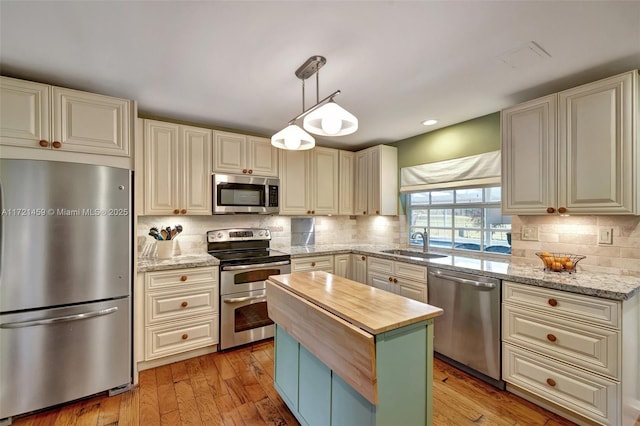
[
  {"left": 170, "top": 229, "right": 177, "bottom": 239},
  {"left": 176, "top": 224, "right": 183, "bottom": 234},
  {"left": 160, "top": 229, "right": 169, "bottom": 240},
  {"left": 535, "top": 252, "right": 586, "bottom": 273},
  {"left": 166, "top": 227, "right": 172, "bottom": 240}
]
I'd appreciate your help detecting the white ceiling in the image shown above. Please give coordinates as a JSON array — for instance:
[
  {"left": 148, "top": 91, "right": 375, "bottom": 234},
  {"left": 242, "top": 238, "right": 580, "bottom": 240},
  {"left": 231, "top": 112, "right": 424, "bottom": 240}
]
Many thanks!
[{"left": 1, "top": 1, "right": 639, "bottom": 150}]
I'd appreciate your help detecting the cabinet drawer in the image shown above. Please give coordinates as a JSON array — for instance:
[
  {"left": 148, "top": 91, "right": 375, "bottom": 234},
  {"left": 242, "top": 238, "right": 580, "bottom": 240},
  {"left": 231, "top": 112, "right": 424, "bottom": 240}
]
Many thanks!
[
  {"left": 503, "top": 281, "right": 620, "bottom": 328},
  {"left": 145, "top": 316, "right": 218, "bottom": 360},
  {"left": 395, "top": 262, "right": 426, "bottom": 281},
  {"left": 292, "top": 256, "right": 334, "bottom": 273},
  {"left": 503, "top": 343, "right": 619, "bottom": 425},
  {"left": 503, "top": 305, "right": 619, "bottom": 379},
  {"left": 145, "top": 267, "right": 218, "bottom": 291},
  {"left": 367, "top": 257, "right": 394, "bottom": 274},
  {"left": 146, "top": 286, "right": 218, "bottom": 325}
]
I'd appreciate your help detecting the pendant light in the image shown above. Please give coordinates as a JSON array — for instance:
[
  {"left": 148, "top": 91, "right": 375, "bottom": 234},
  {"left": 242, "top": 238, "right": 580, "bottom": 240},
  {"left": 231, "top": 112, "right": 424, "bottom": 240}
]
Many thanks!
[{"left": 271, "top": 55, "right": 358, "bottom": 150}]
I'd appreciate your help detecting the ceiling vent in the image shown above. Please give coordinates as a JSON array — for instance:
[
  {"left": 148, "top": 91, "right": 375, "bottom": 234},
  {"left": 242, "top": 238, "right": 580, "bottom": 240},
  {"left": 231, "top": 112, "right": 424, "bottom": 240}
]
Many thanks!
[{"left": 498, "top": 41, "right": 551, "bottom": 69}]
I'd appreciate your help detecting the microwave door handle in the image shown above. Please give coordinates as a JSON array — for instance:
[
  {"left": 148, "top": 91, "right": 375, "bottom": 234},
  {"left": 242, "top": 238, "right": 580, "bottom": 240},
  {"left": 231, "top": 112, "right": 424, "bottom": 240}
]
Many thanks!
[{"left": 221, "top": 260, "right": 290, "bottom": 271}]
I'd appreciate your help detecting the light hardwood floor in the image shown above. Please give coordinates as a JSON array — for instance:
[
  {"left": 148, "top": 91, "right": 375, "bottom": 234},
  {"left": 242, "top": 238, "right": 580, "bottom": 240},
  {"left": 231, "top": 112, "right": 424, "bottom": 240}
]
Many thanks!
[{"left": 11, "top": 339, "right": 588, "bottom": 425}]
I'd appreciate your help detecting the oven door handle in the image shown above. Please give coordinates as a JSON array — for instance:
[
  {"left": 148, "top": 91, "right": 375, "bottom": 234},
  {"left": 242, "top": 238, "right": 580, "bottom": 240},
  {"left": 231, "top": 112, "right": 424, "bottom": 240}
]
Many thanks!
[
  {"left": 223, "top": 295, "right": 266, "bottom": 304},
  {"left": 221, "top": 260, "right": 290, "bottom": 271}
]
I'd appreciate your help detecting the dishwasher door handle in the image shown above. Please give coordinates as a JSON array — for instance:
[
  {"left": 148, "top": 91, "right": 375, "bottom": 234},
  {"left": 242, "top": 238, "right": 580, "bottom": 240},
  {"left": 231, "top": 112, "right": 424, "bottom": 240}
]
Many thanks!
[{"left": 429, "top": 272, "right": 496, "bottom": 289}]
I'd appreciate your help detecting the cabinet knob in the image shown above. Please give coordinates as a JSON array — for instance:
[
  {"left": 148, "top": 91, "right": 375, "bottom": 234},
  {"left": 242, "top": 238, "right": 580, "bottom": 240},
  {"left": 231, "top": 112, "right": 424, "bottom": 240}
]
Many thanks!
[
  {"left": 311, "top": 262, "right": 316, "bottom": 267},
  {"left": 558, "top": 207, "right": 567, "bottom": 214},
  {"left": 361, "top": 256, "right": 366, "bottom": 261},
  {"left": 376, "top": 210, "right": 380, "bottom": 215},
  {"left": 307, "top": 210, "right": 311, "bottom": 214},
  {"left": 546, "top": 378, "right": 556, "bottom": 387},
  {"left": 181, "top": 301, "right": 188, "bottom": 308},
  {"left": 546, "top": 333, "right": 557, "bottom": 342},
  {"left": 388, "top": 277, "right": 393, "bottom": 282},
  {"left": 242, "top": 169, "right": 248, "bottom": 174},
  {"left": 548, "top": 298, "right": 558, "bottom": 307},
  {"left": 180, "top": 209, "right": 187, "bottom": 214},
  {"left": 546, "top": 207, "right": 555, "bottom": 214},
  {"left": 180, "top": 275, "right": 188, "bottom": 282},
  {"left": 173, "top": 209, "right": 180, "bottom": 215},
  {"left": 181, "top": 334, "right": 189, "bottom": 340},
  {"left": 52, "top": 141, "right": 62, "bottom": 149},
  {"left": 39, "top": 139, "right": 49, "bottom": 147},
  {"left": 311, "top": 210, "right": 315, "bottom": 214},
  {"left": 393, "top": 278, "right": 398, "bottom": 283},
  {"left": 363, "top": 211, "right": 367, "bottom": 215},
  {"left": 248, "top": 169, "right": 253, "bottom": 174}
]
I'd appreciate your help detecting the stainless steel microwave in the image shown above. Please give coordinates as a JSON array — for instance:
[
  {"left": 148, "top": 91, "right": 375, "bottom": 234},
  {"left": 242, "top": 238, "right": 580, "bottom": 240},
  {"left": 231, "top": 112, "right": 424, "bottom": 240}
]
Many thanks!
[{"left": 212, "top": 174, "right": 280, "bottom": 214}]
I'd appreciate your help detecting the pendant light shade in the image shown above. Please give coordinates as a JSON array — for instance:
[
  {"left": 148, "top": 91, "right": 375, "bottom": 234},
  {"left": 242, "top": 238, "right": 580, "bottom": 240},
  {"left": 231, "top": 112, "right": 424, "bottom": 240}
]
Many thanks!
[
  {"left": 303, "top": 100, "right": 358, "bottom": 136},
  {"left": 271, "top": 124, "right": 315, "bottom": 150},
  {"left": 271, "top": 55, "right": 357, "bottom": 150}
]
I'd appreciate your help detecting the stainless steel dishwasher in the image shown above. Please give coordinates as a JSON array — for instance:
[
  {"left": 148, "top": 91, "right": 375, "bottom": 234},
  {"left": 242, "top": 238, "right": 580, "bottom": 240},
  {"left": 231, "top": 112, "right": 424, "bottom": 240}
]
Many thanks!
[{"left": 427, "top": 267, "right": 504, "bottom": 389}]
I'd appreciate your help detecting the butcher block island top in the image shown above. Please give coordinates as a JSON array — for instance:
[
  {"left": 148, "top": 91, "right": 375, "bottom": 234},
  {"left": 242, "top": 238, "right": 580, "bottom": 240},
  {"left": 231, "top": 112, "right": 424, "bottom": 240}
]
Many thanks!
[
  {"left": 267, "top": 271, "right": 443, "bottom": 334},
  {"left": 266, "top": 271, "right": 443, "bottom": 426}
]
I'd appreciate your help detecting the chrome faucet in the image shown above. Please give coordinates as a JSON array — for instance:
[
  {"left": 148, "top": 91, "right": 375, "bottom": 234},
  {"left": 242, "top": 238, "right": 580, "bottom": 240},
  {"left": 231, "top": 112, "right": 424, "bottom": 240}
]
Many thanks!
[{"left": 411, "top": 227, "right": 429, "bottom": 253}]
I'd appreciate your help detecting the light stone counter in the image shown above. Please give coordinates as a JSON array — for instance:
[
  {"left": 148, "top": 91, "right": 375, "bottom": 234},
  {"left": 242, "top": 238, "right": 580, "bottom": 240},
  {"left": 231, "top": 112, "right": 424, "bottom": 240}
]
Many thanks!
[
  {"left": 282, "top": 244, "right": 640, "bottom": 301},
  {"left": 137, "top": 254, "right": 219, "bottom": 273}
]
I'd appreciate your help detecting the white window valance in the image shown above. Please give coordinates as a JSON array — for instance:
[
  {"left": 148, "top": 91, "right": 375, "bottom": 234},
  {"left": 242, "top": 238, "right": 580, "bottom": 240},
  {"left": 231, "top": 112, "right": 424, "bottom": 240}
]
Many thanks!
[{"left": 400, "top": 150, "right": 501, "bottom": 192}]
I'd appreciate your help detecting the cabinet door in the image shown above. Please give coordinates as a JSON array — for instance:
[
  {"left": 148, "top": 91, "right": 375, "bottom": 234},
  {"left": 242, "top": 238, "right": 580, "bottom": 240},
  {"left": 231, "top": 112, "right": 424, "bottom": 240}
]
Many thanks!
[
  {"left": 396, "top": 278, "right": 427, "bottom": 303},
  {"left": 144, "top": 120, "right": 180, "bottom": 215},
  {"left": 354, "top": 150, "right": 369, "bottom": 215},
  {"left": 213, "top": 131, "right": 245, "bottom": 173},
  {"left": 334, "top": 254, "right": 350, "bottom": 278},
  {"left": 274, "top": 326, "right": 299, "bottom": 410},
  {"left": 0, "top": 77, "right": 50, "bottom": 148},
  {"left": 367, "top": 147, "right": 381, "bottom": 215},
  {"left": 53, "top": 87, "right": 130, "bottom": 156},
  {"left": 331, "top": 373, "right": 375, "bottom": 426},
  {"left": 558, "top": 70, "right": 636, "bottom": 214},
  {"left": 312, "top": 147, "right": 339, "bottom": 215},
  {"left": 180, "top": 126, "right": 212, "bottom": 215},
  {"left": 339, "top": 150, "right": 355, "bottom": 215},
  {"left": 350, "top": 254, "right": 367, "bottom": 284},
  {"left": 247, "top": 136, "right": 278, "bottom": 176},
  {"left": 299, "top": 346, "right": 331, "bottom": 426},
  {"left": 367, "top": 271, "right": 394, "bottom": 293},
  {"left": 501, "top": 95, "right": 557, "bottom": 214},
  {"left": 279, "top": 150, "right": 310, "bottom": 215}
]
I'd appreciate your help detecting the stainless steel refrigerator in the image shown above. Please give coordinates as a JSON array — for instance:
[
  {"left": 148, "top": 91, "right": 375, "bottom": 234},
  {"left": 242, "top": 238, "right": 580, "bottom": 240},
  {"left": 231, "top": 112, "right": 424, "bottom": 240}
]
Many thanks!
[{"left": 0, "top": 159, "right": 132, "bottom": 421}]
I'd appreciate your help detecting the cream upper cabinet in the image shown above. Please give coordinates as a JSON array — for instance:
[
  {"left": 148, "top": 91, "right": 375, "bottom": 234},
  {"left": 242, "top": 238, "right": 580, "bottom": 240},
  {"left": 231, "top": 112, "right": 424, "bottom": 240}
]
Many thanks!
[
  {"left": 355, "top": 145, "right": 398, "bottom": 216},
  {"left": 0, "top": 76, "right": 130, "bottom": 157},
  {"left": 502, "top": 70, "right": 638, "bottom": 215},
  {"left": 213, "top": 131, "right": 278, "bottom": 177},
  {"left": 279, "top": 147, "right": 339, "bottom": 215},
  {"left": 338, "top": 150, "right": 355, "bottom": 215},
  {"left": 144, "top": 119, "right": 212, "bottom": 215}
]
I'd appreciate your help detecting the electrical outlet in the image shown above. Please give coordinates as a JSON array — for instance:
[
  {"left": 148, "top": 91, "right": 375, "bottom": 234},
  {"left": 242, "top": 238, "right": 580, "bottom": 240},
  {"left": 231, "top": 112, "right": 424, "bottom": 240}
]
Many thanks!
[
  {"left": 521, "top": 226, "right": 539, "bottom": 241},
  {"left": 598, "top": 227, "right": 614, "bottom": 245}
]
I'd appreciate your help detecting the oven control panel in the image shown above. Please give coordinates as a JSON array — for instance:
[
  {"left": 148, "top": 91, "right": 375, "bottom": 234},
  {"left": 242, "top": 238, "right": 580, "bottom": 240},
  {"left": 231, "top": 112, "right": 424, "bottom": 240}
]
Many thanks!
[{"left": 207, "top": 228, "right": 270, "bottom": 243}]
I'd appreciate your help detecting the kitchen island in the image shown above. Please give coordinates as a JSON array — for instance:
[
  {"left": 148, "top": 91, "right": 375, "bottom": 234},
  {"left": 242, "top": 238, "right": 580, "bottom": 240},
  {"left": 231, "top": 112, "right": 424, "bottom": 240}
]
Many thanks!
[{"left": 266, "top": 271, "right": 443, "bottom": 426}]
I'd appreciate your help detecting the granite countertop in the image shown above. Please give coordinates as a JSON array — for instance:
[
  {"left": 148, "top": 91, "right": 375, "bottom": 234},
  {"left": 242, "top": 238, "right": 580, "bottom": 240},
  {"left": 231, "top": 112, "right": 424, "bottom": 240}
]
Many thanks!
[{"left": 136, "top": 244, "right": 640, "bottom": 301}]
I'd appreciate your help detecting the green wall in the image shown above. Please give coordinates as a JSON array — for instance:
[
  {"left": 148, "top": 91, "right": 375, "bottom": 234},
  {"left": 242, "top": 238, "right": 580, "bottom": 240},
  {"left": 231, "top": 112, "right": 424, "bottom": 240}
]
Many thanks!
[{"left": 390, "top": 112, "right": 500, "bottom": 168}]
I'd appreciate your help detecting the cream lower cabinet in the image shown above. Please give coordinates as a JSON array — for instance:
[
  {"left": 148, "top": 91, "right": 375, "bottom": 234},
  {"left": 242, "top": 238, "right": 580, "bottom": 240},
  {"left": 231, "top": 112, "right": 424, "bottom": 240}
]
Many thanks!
[
  {"left": 0, "top": 76, "right": 132, "bottom": 161},
  {"left": 279, "top": 147, "right": 339, "bottom": 215},
  {"left": 213, "top": 131, "right": 278, "bottom": 177},
  {"left": 355, "top": 145, "right": 398, "bottom": 216},
  {"left": 502, "top": 69, "right": 638, "bottom": 215},
  {"left": 367, "top": 257, "right": 427, "bottom": 303},
  {"left": 350, "top": 254, "right": 368, "bottom": 284},
  {"left": 144, "top": 119, "right": 212, "bottom": 215},
  {"left": 144, "top": 267, "right": 219, "bottom": 364},
  {"left": 334, "top": 254, "right": 350, "bottom": 278},
  {"left": 502, "top": 281, "right": 640, "bottom": 425},
  {"left": 291, "top": 255, "right": 334, "bottom": 273}
]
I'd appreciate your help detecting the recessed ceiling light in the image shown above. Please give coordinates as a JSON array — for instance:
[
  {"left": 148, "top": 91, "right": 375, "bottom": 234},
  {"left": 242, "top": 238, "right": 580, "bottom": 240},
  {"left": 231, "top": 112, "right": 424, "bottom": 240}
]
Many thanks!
[{"left": 422, "top": 119, "right": 438, "bottom": 126}]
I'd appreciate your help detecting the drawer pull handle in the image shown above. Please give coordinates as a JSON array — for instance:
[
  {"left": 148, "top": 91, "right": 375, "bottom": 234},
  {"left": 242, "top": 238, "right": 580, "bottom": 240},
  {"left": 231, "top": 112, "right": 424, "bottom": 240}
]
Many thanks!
[
  {"left": 181, "top": 301, "right": 188, "bottom": 308},
  {"left": 546, "top": 333, "right": 557, "bottom": 342},
  {"left": 180, "top": 276, "right": 188, "bottom": 282},
  {"left": 548, "top": 298, "right": 558, "bottom": 307},
  {"left": 181, "top": 334, "right": 189, "bottom": 340},
  {"left": 311, "top": 262, "right": 316, "bottom": 267},
  {"left": 546, "top": 378, "right": 556, "bottom": 387}
]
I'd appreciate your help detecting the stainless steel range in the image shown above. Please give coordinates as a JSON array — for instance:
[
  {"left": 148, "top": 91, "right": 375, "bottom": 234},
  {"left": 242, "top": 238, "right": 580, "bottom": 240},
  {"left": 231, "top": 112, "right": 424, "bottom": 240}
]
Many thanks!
[{"left": 207, "top": 228, "right": 290, "bottom": 350}]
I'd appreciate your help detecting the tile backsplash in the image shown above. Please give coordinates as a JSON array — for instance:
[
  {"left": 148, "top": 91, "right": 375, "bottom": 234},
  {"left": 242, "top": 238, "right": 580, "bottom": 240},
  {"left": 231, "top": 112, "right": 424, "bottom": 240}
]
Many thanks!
[
  {"left": 138, "top": 213, "right": 639, "bottom": 277},
  {"left": 510, "top": 215, "right": 640, "bottom": 276}
]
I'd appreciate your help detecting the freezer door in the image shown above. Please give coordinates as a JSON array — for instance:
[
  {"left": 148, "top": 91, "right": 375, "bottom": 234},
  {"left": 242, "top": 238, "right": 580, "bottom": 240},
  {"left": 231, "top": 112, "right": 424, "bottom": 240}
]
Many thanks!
[
  {"left": 0, "top": 297, "right": 131, "bottom": 419},
  {"left": 0, "top": 159, "right": 132, "bottom": 312}
]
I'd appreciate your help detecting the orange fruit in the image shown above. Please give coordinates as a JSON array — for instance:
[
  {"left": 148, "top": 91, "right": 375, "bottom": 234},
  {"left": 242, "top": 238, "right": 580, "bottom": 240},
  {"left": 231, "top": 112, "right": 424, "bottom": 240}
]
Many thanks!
[{"left": 552, "top": 262, "right": 563, "bottom": 271}]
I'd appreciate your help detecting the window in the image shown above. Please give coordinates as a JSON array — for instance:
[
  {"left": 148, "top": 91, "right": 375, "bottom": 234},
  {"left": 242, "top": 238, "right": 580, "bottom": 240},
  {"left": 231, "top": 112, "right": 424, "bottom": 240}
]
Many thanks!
[{"left": 408, "top": 186, "right": 511, "bottom": 254}]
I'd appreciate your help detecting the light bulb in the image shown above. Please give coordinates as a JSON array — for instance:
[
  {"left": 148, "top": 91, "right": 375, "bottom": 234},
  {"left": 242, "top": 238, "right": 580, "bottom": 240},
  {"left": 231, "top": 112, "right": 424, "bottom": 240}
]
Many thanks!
[
  {"left": 321, "top": 116, "right": 341, "bottom": 135},
  {"left": 284, "top": 137, "right": 301, "bottom": 150}
]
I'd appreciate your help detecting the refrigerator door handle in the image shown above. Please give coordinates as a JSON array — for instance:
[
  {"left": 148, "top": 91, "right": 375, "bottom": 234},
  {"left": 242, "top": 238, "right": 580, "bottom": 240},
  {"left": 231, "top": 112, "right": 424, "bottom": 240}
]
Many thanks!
[{"left": 0, "top": 306, "right": 118, "bottom": 329}]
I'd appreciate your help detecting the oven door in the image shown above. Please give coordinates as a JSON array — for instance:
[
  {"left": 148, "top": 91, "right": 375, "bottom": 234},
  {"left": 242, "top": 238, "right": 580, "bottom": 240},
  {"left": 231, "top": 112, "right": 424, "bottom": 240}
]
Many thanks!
[
  {"left": 221, "top": 289, "right": 273, "bottom": 350},
  {"left": 220, "top": 261, "right": 291, "bottom": 295}
]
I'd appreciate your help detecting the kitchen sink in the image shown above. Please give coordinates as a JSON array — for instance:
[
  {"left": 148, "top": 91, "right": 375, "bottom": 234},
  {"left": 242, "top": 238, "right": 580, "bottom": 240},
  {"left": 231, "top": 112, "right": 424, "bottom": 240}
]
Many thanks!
[{"left": 379, "top": 249, "right": 447, "bottom": 259}]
